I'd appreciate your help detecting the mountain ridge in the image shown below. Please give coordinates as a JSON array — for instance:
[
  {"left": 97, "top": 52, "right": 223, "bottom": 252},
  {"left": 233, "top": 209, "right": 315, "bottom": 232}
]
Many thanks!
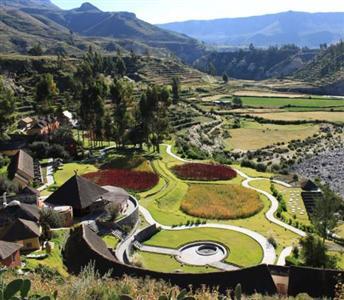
[{"left": 158, "top": 11, "right": 344, "bottom": 48}]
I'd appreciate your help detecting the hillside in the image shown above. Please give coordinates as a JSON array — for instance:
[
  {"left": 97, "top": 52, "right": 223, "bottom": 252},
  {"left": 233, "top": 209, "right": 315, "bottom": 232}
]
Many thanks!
[
  {"left": 193, "top": 45, "right": 318, "bottom": 80},
  {"left": 158, "top": 11, "right": 344, "bottom": 48},
  {"left": 0, "top": 1, "right": 205, "bottom": 63}
]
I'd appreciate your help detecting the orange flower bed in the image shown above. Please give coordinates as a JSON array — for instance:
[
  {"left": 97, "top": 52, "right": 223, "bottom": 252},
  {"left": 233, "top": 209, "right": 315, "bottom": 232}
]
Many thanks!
[{"left": 181, "top": 184, "right": 263, "bottom": 220}]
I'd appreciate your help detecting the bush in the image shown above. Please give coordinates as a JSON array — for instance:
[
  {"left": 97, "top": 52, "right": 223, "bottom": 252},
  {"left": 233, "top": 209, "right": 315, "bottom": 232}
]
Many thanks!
[
  {"left": 268, "top": 236, "right": 277, "bottom": 249},
  {"left": 40, "top": 208, "right": 65, "bottom": 229}
]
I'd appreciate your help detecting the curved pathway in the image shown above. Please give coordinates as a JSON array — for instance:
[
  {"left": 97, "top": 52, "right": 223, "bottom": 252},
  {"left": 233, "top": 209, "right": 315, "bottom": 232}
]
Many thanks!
[
  {"left": 162, "top": 144, "right": 307, "bottom": 266},
  {"left": 139, "top": 205, "right": 276, "bottom": 265}
]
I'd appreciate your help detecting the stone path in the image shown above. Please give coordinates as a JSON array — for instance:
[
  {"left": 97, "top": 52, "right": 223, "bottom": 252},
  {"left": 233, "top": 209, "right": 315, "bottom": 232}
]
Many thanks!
[
  {"left": 209, "top": 261, "right": 239, "bottom": 271},
  {"left": 277, "top": 246, "right": 293, "bottom": 266}
]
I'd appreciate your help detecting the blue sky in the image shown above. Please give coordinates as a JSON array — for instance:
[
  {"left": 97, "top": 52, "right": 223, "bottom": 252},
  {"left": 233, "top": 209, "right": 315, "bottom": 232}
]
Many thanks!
[{"left": 51, "top": 0, "right": 344, "bottom": 23}]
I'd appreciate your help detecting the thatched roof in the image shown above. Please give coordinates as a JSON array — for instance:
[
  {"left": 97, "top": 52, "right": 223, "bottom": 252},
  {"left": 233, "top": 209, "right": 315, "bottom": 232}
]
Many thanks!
[
  {"left": 0, "top": 240, "right": 22, "bottom": 259},
  {"left": 1, "top": 218, "right": 40, "bottom": 241},
  {"left": 45, "top": 175, "right": 107, "bottom": 210},
  {"left": 82, "top": 224, "right": 117, "bottom": 262},
  {"left": 0, "top": 202, "right": 40, "bottom": 222},
  {"left": 15, "top": 150, "right": 35, "bottom": 179},
  {"left": 101, "top": 186, "right": 129, "bottom": 206}
]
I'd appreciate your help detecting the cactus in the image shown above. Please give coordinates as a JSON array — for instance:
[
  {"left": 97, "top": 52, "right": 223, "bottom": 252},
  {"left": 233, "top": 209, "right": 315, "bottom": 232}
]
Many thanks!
[
  {"left": 0, "top": 271, "right": 56, "bottom": 300},
  {"left": 234, "top": 283, "right": 242, "bottom": 300}
]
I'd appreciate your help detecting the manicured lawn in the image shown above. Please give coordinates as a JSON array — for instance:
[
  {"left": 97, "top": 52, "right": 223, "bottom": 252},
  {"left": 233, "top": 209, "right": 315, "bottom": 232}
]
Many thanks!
[
  {"left": 334, "top": 223, "right": 344, "bottom": 239},
  {"left": 248, "top": 111, "right": 344, "bottom": 123},
  {"left": 102, "top": 235, "right": 119, "bottom": 248},
  {"left": 137, "top": 252, "right": 217, "bottom": 273},
  {"left": 232, "top": 164, "right": 274, "bottom": 178},
  {"left": 181, "top": 184, "right": 263, "bottom": 220},
  {"left": 238, "top": 96, "right": 344, "bottom": 108},
  {"left": 25, "top": 230, "right": 69, "bottom": 277},
  {"left": 144, "top": 227, "right": 263, "bottom": 267},
  {"left": 54, "top": 163, "right": 98, "bottom": 186},
  {"left": 248, "top": 180, "right": 310, "bottom": 224},
  {"left": 226, "top": 121, "right": 320, "bottom": 150}
]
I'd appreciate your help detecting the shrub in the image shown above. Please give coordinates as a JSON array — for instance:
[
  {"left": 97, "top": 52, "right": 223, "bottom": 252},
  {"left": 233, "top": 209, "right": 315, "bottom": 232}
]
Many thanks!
[{"left": 171, "top": 163, "right": 237, "bottom": 181}]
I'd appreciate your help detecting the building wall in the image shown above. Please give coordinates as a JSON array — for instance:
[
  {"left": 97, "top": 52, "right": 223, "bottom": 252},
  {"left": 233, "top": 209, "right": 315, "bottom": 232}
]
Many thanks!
[
  {"left": 0, "top": 251, "right": 21, "bottom": 268},
  {"left": 18, "top": 237, "right": 40, "bottom": 251}
]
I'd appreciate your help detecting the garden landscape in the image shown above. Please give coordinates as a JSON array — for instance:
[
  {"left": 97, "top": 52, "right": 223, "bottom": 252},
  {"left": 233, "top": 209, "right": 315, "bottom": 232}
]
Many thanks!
[{"left": 0, "top": 0, "right": 344, "bottom": 299}]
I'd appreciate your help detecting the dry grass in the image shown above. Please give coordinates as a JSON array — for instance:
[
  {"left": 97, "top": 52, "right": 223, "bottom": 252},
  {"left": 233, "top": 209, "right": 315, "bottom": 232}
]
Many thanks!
[
  {"left": 249, "top": 111, "right": 344, "bottom": 123},
  {"left": 226, "top": 123, "right": 320, "bottom": 150},
  {"left": 181, "top": 184, "right": 263, "bottom": 220}
]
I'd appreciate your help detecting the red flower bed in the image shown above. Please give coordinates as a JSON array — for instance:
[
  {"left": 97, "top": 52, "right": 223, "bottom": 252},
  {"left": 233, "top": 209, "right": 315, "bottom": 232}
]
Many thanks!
[
  {"left": 171, "top": 163, "right": 237, "bottom": 181},
  {"left": 83, "top": 169, "right": 159, "bottom": 192}
]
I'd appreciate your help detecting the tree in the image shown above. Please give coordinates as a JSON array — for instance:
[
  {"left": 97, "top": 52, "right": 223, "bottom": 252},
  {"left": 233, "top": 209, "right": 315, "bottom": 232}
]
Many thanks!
[
  {"left": 300, "top": 234, "right": 337, "bottom": 268},
  {"left": 232, "top": 96, "right": 243, "bottom": 108},
  {"left": 28, "top": 43, "right": 43, "bottom": 56},
  {"left": 222, "top": 73, "right": 229, "bottom": 83},
  {"left": 171, "top": 76, "right": 180, "bottom": 104},
  {"left": 110, "top": 79, "right": 134, "bottom": 148},
  {"left": 0, "top": 77, "right": 16, "bottom": 140},
  {"left": 312, "top": 184, "right": 341, "bottom": 243},
  {"left": 35, "top": 73, "right": 58, "bottom": 114}
]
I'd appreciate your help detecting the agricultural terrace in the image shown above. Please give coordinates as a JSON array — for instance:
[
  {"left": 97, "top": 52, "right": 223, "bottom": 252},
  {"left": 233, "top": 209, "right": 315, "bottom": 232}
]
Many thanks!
[
  {"left": 181, "top": 184, "right": 263, "bottom": 219},
  {"left": 143, "top": 227, "right": 263, "bottom": 267},
  {"left": 225, "top": 96, "right": 344, "bottom": 108},
  {"left": 225, "top": 121, "right": 320, "bottom": 150},
  {"left": 171, "top": 163, "right": 237, "bottom": 181},
  {"left": 248, "top": 111, "right": 344, "bottom": 123},
  {"left": 83, "top": 169, "right": 159, "bottom": 192}
]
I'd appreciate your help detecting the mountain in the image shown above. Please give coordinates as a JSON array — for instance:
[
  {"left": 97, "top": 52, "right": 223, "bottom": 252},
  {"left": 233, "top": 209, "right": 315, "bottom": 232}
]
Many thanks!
[
  {"left": 193, "top": 45, "right": 318, "bottom": 80},
  {"left": 158, "top": 11, "right": 344, "bottom": 48},
  {"left": 0, "top": 0, "right": 205, "bottom": 63},
  {"left": 294, "top": 41, "right": 344, "bottom": 94}
]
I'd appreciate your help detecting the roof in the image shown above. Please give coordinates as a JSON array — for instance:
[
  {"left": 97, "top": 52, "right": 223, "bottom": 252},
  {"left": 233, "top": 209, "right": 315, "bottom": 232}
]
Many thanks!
[
  {"left": 20, "top": 117, "right": 33, "bottom": 124},
  {"left": 45, "top": 175, "right": 108, "bottom": 210},
  {"left": 101, "top": 186, "right": 129, "bottom": 205},
  {"left": 1, "top": 202, "right": 40, "bottom": 222},
  {"left": 16, "top": 150, "right": 34, "bottom": 179},
  {"left": 82, "top": 224, "right": 117, "bottom": 262},
  {"left": 1, "top": 218, "right": 40, "bottom": 241},
  {"left": 301, "top": 180, "right": 319, "bottom": 191},
  {"left": 0, "top": 240, "right": 22, "bottom": 259}
]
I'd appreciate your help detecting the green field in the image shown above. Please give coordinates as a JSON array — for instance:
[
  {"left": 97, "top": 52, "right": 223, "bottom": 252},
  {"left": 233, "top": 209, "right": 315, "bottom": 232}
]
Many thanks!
[
  {"left": 137, "top": 252, "right": 218, "bottom": 273},
  {"left": 144, "top": 227, "right": 263, "bottom": 267},
  {"left": 54, "top": 162, "right": 99, "bottom": 186},
  {"left": 237, "top": 96, "right": 344, "bottom": 108}
]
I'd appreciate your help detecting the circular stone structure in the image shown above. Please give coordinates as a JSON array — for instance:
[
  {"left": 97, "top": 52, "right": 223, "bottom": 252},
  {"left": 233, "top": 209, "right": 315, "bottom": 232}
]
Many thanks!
[{"left": 177, "top": 242, "right": 227, "bottom": 266}]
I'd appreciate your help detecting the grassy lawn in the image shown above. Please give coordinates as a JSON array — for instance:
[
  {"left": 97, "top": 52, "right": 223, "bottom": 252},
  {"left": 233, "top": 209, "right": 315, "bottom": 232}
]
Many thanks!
[
  {"left": 334, "top": 223, "right": 344, "bottom": 239},
  {"left": 54, "top": 162, "right": 98, "bottom": 186},
  {"left": 136, "top": 252, "right": 218, "bottom": 273},
  {"left": 232, "top": 164, "right": 274, "bottom": 178},
  {"left": 102, "top": 235, "right": 119, "bottom": 248},
  {"left": 144, "top": 227, "right": 263, "bottom": 267},
  {"left": 238, "top": 96, "right": 344, "bottom": 108},
  {"left": 248, "top": 180, "right": 310, "bottom": 224},
  {"left": 248, "top": 111, "right": 344, "bottom": 123},
  {"left": 25, "top": 230, "right": 69, "bottom": 277},
  {"left": 226, "top": 121, "right": 320, "bottom": 150},
  {"left": 181, "top": 183, "right": 263, "bottom": 220}
]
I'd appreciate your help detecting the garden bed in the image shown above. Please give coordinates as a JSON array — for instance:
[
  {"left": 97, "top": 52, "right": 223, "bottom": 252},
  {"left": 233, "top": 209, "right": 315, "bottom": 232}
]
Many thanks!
[
  {"left": 181, "top": 184, "right": 263, "bottom": 220},
  {"left": 83, "top": 169, "right": 159, "bottom": 192},
  {"left": 171, "top": 163, "right": 236, "bottom": 181}
]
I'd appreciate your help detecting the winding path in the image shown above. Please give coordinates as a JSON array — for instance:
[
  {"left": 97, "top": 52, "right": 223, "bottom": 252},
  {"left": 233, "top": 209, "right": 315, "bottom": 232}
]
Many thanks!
[
  {"left": 163, "top": 144, "right": 307, "bottom": 264},
  {"left": 118, "top": 144, "right": 306, "bottom": 268}
]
